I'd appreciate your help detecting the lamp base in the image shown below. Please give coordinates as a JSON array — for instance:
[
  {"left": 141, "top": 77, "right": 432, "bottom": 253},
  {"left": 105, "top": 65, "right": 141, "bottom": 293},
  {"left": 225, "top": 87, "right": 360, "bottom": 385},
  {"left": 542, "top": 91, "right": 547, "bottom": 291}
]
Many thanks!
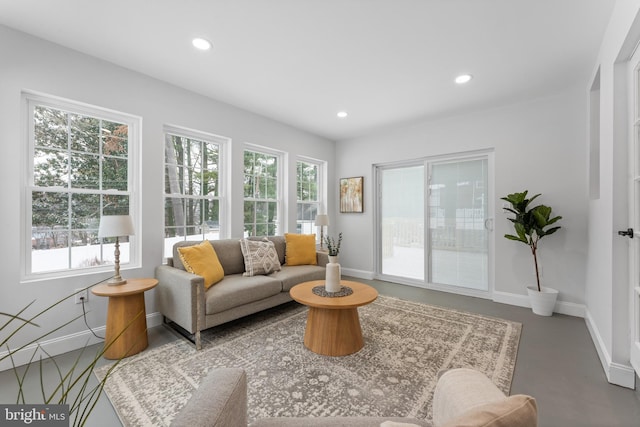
[{"left": 107, "top": 277, "right": 127, "bottom": 286}]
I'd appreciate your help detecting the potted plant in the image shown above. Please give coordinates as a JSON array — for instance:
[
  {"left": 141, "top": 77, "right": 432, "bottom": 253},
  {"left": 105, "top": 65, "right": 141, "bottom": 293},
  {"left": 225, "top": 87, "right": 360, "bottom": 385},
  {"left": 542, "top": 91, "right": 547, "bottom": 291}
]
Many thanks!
[
  {"left": 2, "top": 282, "right": 127, "bottom": 426},
  {"left": 501, "top": 191, "right": 562, "bottom": 316},
  {"left": 323, "top": 233, "right": 343, "bottom": 292},
  {"left": 324, "top": 232, "right": 343, "bottom": 263}
]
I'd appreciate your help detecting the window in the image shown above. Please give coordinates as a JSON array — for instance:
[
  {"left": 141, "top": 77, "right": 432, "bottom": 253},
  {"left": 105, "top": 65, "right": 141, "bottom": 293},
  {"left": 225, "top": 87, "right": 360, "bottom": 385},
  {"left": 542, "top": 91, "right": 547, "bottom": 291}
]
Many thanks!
[
  {"left": 296, "top": 159, "right": 323, "bottom": 234},
  {"left": 24, "top": 93, "right": 140, "bottom": 278},
  {"left": 164, "top": 126, "right": 227, "bottom": 257},
  {"left": 243, "top": 147, "right": 281, "bottom": 236}
]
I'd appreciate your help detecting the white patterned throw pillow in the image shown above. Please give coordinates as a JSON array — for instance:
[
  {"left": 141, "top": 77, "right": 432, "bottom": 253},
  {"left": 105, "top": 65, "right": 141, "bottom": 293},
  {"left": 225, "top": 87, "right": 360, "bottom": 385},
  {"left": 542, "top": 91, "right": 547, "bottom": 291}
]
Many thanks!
[{"left": 240, "top": 238, "right": 282, "bottom": 277}]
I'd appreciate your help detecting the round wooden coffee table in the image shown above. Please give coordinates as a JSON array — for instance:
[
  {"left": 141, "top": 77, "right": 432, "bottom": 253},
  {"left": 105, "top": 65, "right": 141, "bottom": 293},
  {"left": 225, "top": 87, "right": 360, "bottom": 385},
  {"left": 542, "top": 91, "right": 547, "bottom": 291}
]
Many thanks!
[
  {"left": 290, "top": 280, "right": 378, "bottom": 356},
  {"left": 92, "top": 278, "right": 158, "bottom": 359}
]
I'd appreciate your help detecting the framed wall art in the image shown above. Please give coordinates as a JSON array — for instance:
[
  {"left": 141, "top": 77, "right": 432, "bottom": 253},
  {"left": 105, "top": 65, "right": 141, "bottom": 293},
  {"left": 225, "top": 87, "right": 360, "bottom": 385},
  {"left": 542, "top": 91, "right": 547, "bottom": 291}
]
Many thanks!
[{"left": 340, "top": 176, "right": 364, "bottom": 213}]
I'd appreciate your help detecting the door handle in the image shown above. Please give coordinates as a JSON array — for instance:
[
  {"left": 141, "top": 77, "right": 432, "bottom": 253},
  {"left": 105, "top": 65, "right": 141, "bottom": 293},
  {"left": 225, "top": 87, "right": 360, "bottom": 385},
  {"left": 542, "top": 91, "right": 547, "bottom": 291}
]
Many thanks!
[
  {"left": 484, "top": 218, "right": 493, "bottom": 231},
  {"left": 618, "top": 228, "right": 634, "bottom": 238}
]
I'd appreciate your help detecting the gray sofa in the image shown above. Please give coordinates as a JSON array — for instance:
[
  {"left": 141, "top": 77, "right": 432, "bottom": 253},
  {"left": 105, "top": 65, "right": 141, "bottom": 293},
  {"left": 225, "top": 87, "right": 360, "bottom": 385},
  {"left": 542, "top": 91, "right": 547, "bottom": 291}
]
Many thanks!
[
  {"left": 155, "top": 236, "right": 327, "bottom": 349},
  {"left": 171, "top": 368, "right": 538, "bottom": 427}
]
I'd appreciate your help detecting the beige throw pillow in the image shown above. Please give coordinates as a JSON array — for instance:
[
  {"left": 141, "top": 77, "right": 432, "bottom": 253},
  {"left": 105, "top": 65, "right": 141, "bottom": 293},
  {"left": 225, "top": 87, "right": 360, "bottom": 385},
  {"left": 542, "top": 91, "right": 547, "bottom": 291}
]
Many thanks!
[{"left": 240, "top": 238, "right": 281, "bottom": 277}]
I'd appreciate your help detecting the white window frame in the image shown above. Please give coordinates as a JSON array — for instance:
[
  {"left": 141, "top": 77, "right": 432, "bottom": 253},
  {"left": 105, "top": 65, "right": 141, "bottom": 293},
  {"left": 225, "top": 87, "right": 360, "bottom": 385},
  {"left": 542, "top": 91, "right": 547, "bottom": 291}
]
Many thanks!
[
  {"left": 243, "top": 144, "right": 284, "bottom": 237},
  {"left": 296, "top": 157, "right": 326, "bottom": 236},
  {"left": 163, "top": 125, "right": 229, "bottom": 258},
  {"left": 22, "top": 91, "right": 141, "bottom": 281}
]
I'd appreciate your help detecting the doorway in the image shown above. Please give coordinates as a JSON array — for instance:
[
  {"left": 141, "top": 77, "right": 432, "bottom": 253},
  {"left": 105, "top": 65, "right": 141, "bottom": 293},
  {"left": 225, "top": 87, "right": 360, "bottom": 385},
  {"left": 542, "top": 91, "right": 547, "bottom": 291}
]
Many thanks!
[
  {"left": 376, "top": 151, "right": 493, "bottom": 296},
  {"left": 627, "top": 38, "right": 640, "bottom": 379}
]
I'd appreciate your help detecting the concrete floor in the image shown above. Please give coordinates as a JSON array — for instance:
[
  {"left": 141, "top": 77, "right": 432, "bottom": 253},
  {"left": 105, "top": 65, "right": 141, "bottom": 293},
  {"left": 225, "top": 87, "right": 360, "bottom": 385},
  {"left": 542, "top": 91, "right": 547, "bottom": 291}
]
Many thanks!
[{"left": 2, "top": 278, "right": 640, "bottom": 426}]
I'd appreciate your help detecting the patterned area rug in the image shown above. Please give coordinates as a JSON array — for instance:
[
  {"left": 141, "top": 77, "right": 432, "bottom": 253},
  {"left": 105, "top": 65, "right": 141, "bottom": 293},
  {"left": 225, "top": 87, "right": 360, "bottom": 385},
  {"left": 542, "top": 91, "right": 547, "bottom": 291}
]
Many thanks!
[{"left": 95, "top": 296, "right": 521, "bottom": 426}]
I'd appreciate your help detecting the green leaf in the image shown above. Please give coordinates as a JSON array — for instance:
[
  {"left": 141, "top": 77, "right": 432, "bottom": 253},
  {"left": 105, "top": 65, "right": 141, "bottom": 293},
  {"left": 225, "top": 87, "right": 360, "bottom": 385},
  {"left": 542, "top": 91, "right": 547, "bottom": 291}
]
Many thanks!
[
  {"left": 504, "top": 234, "right": 528, "bottom": 243},
  {"left": 547, "top": 215, "right": 562, "bottom": 225},
  {"left": 544, "top": 226, "right": 561, "bottom": 236}
]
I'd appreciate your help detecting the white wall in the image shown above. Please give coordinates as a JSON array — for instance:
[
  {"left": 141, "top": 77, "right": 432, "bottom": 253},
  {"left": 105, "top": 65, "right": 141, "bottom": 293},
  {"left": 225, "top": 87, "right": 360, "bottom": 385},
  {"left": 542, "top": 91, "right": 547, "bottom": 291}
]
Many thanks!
[
  {"left": 335, "top": 87, "right": 589, "bottom": 310},
  {"left": 0, "top": 25, "right": 334, "bottom": 367},
  {"left": 585, "top": 0, "right": 640, "bottom": 388}
]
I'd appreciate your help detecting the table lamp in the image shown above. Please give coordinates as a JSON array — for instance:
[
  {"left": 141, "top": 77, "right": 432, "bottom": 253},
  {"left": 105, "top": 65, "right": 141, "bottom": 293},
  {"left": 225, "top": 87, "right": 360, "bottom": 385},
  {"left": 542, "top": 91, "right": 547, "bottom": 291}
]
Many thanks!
[
  {"left": 98, "top": 215, "right": 135, "bottom": 285},
  {"left": 315, "top": 214, "right": 329, "bottom": 250}
]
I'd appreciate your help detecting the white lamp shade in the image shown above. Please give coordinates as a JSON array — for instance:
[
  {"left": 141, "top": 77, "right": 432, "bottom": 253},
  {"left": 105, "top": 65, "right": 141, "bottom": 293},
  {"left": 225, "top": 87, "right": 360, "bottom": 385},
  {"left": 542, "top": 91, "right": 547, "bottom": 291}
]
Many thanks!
[
  {"left": 315, "top": 214, "right": 329, "bottom": 227},
  {"left": 98, "top": 215, "right": 135, "bottom": 238}
]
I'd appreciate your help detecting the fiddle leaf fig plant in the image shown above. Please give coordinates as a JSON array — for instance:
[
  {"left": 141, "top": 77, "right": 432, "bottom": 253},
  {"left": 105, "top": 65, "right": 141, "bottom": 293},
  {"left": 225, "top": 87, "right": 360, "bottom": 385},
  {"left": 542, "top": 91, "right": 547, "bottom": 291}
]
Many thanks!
[{"left": 501, "top": 191, "right": 562, "bottom": 292}]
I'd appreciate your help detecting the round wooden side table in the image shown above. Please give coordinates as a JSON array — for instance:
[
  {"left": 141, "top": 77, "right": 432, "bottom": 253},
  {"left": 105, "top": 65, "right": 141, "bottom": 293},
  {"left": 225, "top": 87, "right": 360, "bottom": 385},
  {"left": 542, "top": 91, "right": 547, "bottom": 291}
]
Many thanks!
[
  {"left": 290, "top": 280, "right": 378, "bottom": 356},
  {"left": 92, "top": 278, "right": 158, "bottom": 360}
]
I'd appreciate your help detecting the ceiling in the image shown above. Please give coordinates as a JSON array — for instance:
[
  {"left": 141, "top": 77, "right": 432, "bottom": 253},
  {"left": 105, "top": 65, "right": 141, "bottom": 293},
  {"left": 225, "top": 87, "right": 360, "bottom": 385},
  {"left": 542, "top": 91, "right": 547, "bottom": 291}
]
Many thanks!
[{"left": 0, "top": 0, "right": 614, "bottom": 141}]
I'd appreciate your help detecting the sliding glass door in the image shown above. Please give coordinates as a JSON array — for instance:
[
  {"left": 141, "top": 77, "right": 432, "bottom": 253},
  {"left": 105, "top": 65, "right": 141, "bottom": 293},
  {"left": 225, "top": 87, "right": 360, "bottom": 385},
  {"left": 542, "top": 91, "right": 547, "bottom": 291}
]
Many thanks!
[
  {"left": 377, "top": 153, "right": 491, "bottom": 295},
  {"left": 380, "top": 165, "right": 424, "bottom": 281},
  {"left": 429, "top": 158, "right": 488, "bottom": 291}
]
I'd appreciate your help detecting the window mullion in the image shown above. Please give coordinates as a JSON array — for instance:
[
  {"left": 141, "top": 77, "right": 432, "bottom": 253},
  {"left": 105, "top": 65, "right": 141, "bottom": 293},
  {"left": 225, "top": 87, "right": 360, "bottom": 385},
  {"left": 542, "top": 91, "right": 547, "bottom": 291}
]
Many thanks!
[{"left": 24, "top": 92, "right": 138, "bottom": 279}]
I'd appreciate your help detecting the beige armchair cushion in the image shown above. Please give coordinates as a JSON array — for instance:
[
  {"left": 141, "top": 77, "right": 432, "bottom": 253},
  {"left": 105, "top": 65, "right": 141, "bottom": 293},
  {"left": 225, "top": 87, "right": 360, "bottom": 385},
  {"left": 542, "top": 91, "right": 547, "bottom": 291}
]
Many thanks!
[
  {"left": 433, "top": 368, "right": 537, "bottom": 427},
  {"left": 439, "top": 395, "right": 537, "bottom": 427}
]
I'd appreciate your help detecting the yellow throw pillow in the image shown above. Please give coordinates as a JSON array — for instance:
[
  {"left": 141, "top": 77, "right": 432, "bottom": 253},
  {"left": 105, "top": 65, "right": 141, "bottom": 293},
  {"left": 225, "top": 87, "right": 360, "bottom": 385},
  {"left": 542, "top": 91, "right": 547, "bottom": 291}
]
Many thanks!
[
  {"left": 177, "top": 241, "right": 224, "bottom": 289},
  {"left": 284, "top": 233, "right": 317, "bottom": 266}
]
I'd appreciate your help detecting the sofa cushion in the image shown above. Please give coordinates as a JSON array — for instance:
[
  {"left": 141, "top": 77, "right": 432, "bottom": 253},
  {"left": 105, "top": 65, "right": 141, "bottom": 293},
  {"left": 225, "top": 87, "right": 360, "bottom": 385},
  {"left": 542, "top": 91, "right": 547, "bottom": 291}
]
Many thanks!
[
  {"left": 173, "top": 239, "right": 246, "bottom": 275},
  {"left": 240, "top": 238, "right": 281, "bottom": 276},
  {"left": 271, "top": 265, "right": 326, "bottom": 291},
  {"left": 205, "top": 274, "right": 282, "bottom": 315},
  {"left": 211, "top": 239, "right": 246, "bottom": 275},
  {"left": 439, "top": 395, "right": 537, "bottom": 427},
  {"left": 284, "top": 233, "right": 317, "bottom": 266},
  {"left": 177, "top": 241, "right": 224, "bottom": 289},
  {"left": 172, "top": 241, "right": 193, "bottom": 271}
]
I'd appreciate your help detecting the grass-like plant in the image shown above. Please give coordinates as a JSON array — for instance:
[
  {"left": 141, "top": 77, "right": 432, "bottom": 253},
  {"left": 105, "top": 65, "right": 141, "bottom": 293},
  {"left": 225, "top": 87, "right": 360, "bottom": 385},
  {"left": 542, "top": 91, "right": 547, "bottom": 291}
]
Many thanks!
[
  {"left": 1, "top": 279, "right": 134, "bottom": 427},
  {"left": 324, "top": 232, "right": 343, "bottom": 256}
]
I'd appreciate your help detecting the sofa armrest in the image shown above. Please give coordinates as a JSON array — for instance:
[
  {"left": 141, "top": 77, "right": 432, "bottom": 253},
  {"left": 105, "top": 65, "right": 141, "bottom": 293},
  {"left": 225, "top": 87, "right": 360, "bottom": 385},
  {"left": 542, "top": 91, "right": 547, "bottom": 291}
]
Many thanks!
[
  {"left": 155, "top": 264, "right": 205, "bottom": 338},
  {"left": 432, "top": 368, "right": 506, "bottom": 426},
  {"left": 171, "top": 368, "right": 247, "bottom": 427}
]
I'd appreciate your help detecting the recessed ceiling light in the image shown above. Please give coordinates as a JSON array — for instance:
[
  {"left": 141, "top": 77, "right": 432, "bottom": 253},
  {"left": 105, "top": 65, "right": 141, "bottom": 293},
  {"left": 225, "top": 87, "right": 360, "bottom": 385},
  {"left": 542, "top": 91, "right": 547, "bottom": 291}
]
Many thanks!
[
  {"left": 337, "top": 111, "right": 348, "bottom": 118},
  {"left": 192, "top": 38, "right": 212, "bottom": 51},
  {"left": 455, "top": 74, "right": 473, "bottom": 84}
]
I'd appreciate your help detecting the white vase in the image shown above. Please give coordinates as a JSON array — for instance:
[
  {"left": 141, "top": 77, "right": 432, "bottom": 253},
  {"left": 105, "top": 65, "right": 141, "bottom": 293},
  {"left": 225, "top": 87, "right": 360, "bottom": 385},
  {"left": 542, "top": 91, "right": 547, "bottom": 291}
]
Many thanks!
[
  {"left": 526, "top": 286, "right": 558, "bottom": 316},
  {"left": 325, "top": 256, "right": 341, "bottom": 292}
]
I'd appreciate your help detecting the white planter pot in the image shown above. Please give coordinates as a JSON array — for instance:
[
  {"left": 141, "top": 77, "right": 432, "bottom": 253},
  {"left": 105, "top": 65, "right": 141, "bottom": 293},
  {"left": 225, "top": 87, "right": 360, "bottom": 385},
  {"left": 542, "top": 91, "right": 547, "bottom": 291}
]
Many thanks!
[{"left": 526, "top": 286, "right": 558, "bottom": 316}]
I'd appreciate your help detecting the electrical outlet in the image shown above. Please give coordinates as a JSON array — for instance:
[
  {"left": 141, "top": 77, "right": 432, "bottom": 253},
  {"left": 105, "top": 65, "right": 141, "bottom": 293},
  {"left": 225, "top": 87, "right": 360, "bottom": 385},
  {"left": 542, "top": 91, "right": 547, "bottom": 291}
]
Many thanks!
[{"left": 74, "top": 289, "right": 89, "bottom": 304}]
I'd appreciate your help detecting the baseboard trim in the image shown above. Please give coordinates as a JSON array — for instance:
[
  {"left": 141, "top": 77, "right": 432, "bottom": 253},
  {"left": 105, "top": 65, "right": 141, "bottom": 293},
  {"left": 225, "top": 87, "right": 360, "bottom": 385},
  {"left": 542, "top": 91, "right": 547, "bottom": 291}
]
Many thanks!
[
  {"left": 0, "top": 312, "right": 163, "bottom": 372},
  {"left": 492, "top": 291, "right": 586, "bottom": 317},
  {"left": 348, "top": 270, "right": 587, "bottom": 317},
  {"left": 341, "top": 268, "right": 375, "bottom": 280},
  {"left": 585, "top": 309, "right": 636, "bottom": 389}
]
